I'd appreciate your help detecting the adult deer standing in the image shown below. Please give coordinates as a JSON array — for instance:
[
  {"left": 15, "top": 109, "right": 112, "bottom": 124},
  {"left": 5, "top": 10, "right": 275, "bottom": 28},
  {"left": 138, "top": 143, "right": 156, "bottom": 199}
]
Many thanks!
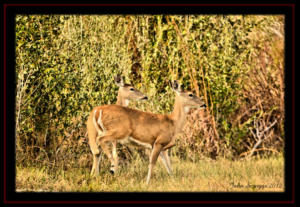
[
  {"left": 88, "top": 80, "right": 206, "bottom": 184},
  {"left": 87, "top": 75, "right": 148, "bottom": 176}
]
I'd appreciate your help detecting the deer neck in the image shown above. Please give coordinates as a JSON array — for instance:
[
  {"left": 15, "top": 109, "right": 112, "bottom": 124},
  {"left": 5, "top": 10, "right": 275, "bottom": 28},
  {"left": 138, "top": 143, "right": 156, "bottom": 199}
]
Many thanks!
[
  {"left": 170, "top": 96, "right": 188, "bottom": 134},
  {"left": 116, "top": 91, "right": 129, "bottom": 107}
]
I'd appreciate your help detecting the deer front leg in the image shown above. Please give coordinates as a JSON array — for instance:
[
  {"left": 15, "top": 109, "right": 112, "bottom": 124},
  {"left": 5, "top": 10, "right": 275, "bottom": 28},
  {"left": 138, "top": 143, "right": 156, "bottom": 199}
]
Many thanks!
[
  {"left": 146, "top": 142, "right": 163, "bottom": 185},
  {"left": 164, "top": 150, "right": 172, "bottom": 174}
]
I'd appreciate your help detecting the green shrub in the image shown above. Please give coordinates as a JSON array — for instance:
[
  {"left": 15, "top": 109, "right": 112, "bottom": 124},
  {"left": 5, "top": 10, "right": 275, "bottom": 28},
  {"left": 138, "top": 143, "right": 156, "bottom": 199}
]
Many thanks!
[{"left": 15, "top": 15, "right": 284, "bottom": 168}]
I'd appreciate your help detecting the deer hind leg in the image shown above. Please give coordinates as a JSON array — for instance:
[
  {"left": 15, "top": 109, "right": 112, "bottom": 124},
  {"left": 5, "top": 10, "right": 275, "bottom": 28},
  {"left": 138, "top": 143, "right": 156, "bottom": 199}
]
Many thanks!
[
  {"left": 95, "top": 111, "right": 118, "bottom": 174},
  {"left": 110, "top": 140, "right": 118, "bottom": 174},
  {"left": 88, "top": 111, "right": 100, "bottom": 176},
  {"left": 146, "top": 142, "right": 163, "bottom": 185},
  {"left": 90, "top": 109, "right": 110, "bottom": 177},
  {"left": 88, "top": 111, "right": 101, "bottom": 156},
  {"left": 91, "top": 153, "right": 101, "bottom": 176},
  {"left": 89, "top": 134, "right": 101, "bottom": 176},
  {"left": 159, "top": 150, "right": 172, "bottom": 175},
  {"left": 97, "top": 133, "right": 116, "bottom": 175}
]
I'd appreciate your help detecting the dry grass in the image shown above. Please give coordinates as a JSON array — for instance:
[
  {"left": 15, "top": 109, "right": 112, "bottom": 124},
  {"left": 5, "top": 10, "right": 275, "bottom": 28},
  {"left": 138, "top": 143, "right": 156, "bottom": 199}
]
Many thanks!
[{"left": 16, "top": 154, "right": 284, "bottom": 192}]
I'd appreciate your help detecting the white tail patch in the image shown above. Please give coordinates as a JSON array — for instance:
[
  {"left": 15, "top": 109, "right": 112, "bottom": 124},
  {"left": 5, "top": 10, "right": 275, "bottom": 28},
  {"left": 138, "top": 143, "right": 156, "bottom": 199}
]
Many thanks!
[
  {"left": 93, "top": 110, "right": 106, "bottom": 145},
  {"left": 97, "top": 110, "right": 106, "bottom": 133}
]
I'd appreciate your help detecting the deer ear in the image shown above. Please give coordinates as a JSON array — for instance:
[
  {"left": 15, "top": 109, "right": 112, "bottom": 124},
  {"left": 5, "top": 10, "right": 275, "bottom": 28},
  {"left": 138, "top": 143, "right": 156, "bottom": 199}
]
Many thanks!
[
  {"left": 171, "top": 80, "right": 183, "bottom": 93},
  {"left": 114, "top": 74, "right": 125, "bottom": 87}
]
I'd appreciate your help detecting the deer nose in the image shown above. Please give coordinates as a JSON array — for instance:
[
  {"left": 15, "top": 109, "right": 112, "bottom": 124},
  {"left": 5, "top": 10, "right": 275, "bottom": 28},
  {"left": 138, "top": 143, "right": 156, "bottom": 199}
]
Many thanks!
[{"left": 142, "top": 96, "right": 148, "bottom": 100}]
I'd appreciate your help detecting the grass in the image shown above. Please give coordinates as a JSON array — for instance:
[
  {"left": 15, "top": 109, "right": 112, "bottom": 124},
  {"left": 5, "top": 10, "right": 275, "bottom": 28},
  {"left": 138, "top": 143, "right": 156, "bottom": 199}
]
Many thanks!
[{"left": 16, "top": 155, "right": 284, "bottom": 192}]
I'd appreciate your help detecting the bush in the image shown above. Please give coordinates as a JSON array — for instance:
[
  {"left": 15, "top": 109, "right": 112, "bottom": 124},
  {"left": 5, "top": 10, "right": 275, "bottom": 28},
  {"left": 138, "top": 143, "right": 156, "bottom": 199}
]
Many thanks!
[{"left": 15, "top": 15, "right": 284, "bottom": 168}]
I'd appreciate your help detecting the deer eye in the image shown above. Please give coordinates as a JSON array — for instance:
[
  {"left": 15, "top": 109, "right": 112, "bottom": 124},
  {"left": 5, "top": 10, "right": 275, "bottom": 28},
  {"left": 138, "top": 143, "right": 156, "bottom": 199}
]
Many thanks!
[
  {"left": 130, "top": 88, "right": 134, "bottom": 91},
  {"left": 189, "top": 94, "right": 193, "bottom": 97}
]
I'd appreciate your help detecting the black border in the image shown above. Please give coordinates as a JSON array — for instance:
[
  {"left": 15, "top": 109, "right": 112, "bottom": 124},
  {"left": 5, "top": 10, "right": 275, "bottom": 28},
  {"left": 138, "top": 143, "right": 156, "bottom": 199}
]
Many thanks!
[{"left": 2, "top": 3, "right": 295, "bottom": 205}]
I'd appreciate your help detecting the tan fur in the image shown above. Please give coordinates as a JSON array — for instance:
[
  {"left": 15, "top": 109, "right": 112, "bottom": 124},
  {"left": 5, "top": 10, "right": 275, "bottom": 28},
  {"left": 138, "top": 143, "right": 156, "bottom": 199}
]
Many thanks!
[
  {"left": 88, "top": 75, "right": 148, "bottom": 175},
  {"left": 88, "top": 81, "right": 206, "bottom": 184}
]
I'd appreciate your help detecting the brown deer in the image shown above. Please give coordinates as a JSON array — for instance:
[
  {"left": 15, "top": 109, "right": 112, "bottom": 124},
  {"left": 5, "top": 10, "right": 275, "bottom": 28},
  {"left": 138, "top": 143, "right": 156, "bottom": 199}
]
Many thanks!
[
  {"left": 87, "top": 80, "right": 206, "bottom": 184},
  {"left": 87, "top": 75, "right": 148, "bottom": 176}
]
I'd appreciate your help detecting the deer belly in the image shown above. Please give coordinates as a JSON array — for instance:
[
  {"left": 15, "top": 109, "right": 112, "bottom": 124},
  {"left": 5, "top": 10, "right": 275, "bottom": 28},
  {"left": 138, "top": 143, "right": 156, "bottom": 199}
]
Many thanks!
[{"left": 128, "top": 137, "right": 152, "bottom": 149}]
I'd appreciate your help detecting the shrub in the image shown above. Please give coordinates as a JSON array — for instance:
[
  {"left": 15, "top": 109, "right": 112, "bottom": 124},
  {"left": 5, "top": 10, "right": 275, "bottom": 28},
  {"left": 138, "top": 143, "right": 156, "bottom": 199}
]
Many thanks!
[{"left": 15, "top": 15, "right": 284, "bottom": 168}]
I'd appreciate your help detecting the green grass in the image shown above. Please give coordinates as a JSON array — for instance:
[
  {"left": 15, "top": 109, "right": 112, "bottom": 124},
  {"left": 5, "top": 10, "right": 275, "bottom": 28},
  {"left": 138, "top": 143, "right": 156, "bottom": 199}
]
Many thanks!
[{"left": 16, "top": 155, "right": 284, "bottom": 192}]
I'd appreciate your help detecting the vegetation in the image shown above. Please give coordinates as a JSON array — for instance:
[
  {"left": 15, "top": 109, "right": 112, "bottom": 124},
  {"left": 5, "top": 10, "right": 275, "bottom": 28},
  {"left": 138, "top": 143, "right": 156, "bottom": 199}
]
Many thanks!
[
  {"left": 16, "top": 155, "right": 284, "bottom": 192},
  {"left": 15, "top": 15, "right": 284, "bottom": 191}
]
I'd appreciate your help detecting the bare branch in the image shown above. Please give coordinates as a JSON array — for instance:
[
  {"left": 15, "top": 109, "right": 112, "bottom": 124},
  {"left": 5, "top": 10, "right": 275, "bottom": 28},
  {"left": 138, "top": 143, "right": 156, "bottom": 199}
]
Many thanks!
[
  {"left": 246, "top": 119, "right": 278, "bottom": 158},
  {"left": 262, "top": 120, "right": 277, "bottom": 135}
]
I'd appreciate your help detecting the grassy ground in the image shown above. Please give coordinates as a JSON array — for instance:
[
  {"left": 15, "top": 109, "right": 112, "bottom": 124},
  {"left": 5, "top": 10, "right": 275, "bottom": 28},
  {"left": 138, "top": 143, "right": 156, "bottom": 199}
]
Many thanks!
[{"left": 16, "top": 155, "right": 284, "bottom": 192}]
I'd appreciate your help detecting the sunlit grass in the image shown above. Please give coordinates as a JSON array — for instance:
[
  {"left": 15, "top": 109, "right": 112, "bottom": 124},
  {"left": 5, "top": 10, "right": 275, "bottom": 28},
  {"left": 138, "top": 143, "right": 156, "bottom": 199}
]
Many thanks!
[{"left": 16, "top": 155, "right": 284, "bottom": 192}]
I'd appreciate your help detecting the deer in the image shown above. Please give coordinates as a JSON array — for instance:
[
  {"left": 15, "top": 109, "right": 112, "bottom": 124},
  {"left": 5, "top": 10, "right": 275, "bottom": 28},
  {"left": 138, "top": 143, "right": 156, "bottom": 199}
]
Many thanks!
[
  {"left": 87, "top": 80, "right": 206, "bottom": 184},
  {"left": 87, "top": 74, "right": 148, "bottom": 176}
]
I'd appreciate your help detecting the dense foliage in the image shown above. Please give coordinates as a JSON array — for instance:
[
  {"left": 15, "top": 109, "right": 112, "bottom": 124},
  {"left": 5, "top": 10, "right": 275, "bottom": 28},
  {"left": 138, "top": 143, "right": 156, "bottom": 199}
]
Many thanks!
[{"left": 15, "top": 15, "right": 284, "bottom": 168}]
